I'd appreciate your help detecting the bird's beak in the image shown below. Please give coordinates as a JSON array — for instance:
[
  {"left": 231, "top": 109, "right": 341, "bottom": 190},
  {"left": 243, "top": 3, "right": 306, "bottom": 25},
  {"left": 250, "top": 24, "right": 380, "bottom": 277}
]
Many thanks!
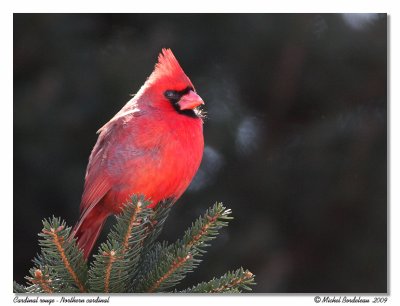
[{"left": 177, "top": 90, "right": 205, "bottom": 110}]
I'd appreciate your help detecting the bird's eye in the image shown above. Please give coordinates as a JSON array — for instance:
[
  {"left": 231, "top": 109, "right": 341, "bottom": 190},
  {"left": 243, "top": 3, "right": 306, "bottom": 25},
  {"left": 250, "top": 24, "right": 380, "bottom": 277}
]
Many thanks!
[{"left": 164, "top": 90, "right": 181, "bottom": 101}]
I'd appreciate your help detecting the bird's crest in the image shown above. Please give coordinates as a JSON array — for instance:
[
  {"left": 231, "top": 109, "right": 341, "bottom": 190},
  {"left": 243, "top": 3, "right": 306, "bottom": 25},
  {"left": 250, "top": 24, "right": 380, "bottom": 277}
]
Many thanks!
[{"left": 148, "top": 48, "right": 194, "bottom": 89}]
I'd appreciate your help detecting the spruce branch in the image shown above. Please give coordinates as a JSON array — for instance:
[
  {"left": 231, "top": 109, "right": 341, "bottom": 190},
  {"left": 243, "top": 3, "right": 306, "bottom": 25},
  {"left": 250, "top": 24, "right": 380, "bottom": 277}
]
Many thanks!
[
  {"left": 178, "top": 268, "right": 256, "bottom": 293},
  {"left": 88, "top": 240, "right": 122, "bottom": 293},
  {"left": 128, "top": 199, "right": 174, "bottom": 291},
  {"left": 13, "top": 281, "right": 27, "bottom": 293},
  {"left": 38, "top": 217, "right": 87, "bottom": 293},
  {"left": 118, "top": 197, "right": 147, "bottom": 255},
  {"left": 88, "top": 196, "right": 153, "bottom": 292},
  {"left": 134, "top": 202, "right": 232, "bottom": 293},
  {"left": 142, "top": 198, "right": 174, "bottom": 251},
  {"left": 25, "top": 254, "right": 64, "bottom": 293},
  {"left": 24, "top": 264, "right": 65, "bottom": 293},
  {"left": 148, "top": 253, "right": 193, "bottom": 293},
  {"left": 184, "top": 203, "right": 232, "bottom": 250},
  {"left": 104, "top": 250, "right": 117, "bottom": 293},
  {"left": 15, "top": 197, "right": 256, "bottom": 293},
  {"left": 141, "top": 244, "right": 197, "bottom": 293},
  {"left": 26, "top": 268, "right": 54, "bottom": 293}
]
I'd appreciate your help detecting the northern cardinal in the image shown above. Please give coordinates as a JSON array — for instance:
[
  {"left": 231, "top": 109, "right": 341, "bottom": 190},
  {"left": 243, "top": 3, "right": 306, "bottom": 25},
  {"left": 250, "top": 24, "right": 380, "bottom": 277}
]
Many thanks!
[{"left": 72, "top": 49, "right": 204, "bottom": 259}]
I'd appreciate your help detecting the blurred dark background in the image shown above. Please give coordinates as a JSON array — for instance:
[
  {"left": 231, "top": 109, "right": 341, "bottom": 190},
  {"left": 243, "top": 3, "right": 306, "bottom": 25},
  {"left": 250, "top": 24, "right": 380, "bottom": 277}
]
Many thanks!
[{"left": 13, "top": 14, "right": 387, "bottom": 293}]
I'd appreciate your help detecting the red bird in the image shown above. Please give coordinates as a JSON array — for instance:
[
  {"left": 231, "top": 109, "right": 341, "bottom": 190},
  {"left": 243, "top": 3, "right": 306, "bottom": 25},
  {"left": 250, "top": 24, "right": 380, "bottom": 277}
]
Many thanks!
[{"left": 72, "top": 49, "right": 204, "bottom": 259}]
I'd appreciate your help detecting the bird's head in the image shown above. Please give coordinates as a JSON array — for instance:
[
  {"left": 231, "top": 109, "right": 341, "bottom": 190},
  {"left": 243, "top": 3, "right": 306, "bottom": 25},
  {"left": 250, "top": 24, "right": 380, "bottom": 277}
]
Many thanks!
[{"left": 142, "top": 48, "right": 205, "bottom": 118}]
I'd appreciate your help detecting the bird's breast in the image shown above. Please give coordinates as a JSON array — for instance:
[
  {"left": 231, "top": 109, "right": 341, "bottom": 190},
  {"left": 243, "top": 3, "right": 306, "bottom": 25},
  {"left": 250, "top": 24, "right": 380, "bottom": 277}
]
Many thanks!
[{"left": 105, "top": 114, "right": 203, "bottom": 210}]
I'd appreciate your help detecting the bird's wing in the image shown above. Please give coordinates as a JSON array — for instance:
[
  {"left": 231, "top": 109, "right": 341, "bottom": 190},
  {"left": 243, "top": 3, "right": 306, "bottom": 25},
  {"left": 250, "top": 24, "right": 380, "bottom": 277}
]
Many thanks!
[
  {"left": 79, "top": 102, "right": 141, "bottom": 220},
  {"left": 79, "top": 132, "right": 113, "bottom": 220},
  {"left": 79, "top": 115, "right": 124, "bottom": 219}
]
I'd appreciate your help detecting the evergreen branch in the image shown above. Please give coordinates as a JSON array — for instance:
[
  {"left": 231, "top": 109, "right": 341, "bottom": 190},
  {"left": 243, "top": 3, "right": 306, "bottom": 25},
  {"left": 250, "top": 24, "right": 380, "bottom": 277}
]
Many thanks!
[
  {"left": 16, "top": 198, "right": 256, "bottom": 293},
  {"left": 107, "top": 196, "right": 153, "bottom": 252},
  {"left": 42, "top": 227, "right": 86, "bottom": 292},
  {"left": 185, "top": 204, "right": 232, "bottom": 249},
  {"left": 26, "top": 269, "right": 54, "bottom": 293},
  {"left": 89, "top": 196, "right": 153, "bottom": 292},
  {"left": 129, "top": 199, "right": 174, "bottom": 291},
  {"left": 178, "top": 268, "right": 255, "bottom": 293},
  {"left": 134, "top": 202, "right": 232, "bottom": 293},
  {"left": 121, "top": 199, "right": 143, "bottom": 255},
  {"left": 147, "top": 253, "right": 193, "bottom": 293},
  {"left": 26, "top": 255, "right": 64, "bottom": 293},
  {"left": 39, "top": 217, "right": 87, "bottom": 293},
  {"left": 13, "top": 281, "right": 27, "bottom": 293},
  {"left": 134, "top": 243, "right": 200, "bottom": 293},
  {"left": 211, "top": 269, "right": 255, "bottom": 293},
  {"left": 104, "top": 250, "right": 117, "bottom": 293},
  {"left": 24, "top": 265, "right": 63, "bottom": 293},
  {"left": 32, "top": 253, "right": 57, "bottom": 269},
  {"left": 179, "top": 203, "right": 233, "bottom": 255},
  {"left": 89, "top": 240, "right": 123, "bottom": 293},
  {"left": 142, "top": 199, "right": 174, "bottom": 249}
]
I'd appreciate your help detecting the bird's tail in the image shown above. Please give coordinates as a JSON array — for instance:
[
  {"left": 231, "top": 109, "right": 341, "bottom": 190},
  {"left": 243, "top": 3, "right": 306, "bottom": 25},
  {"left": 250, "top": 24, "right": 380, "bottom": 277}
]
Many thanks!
[{"left": 71, "top": 204, "right": 109, "bottom": 260}]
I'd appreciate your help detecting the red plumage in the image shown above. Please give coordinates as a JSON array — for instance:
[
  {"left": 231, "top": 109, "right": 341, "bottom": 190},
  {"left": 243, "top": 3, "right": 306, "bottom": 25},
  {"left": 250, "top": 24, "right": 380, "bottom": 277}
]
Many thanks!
[{"left": 72, "top": 49, "right": 204, "bottom": 259}]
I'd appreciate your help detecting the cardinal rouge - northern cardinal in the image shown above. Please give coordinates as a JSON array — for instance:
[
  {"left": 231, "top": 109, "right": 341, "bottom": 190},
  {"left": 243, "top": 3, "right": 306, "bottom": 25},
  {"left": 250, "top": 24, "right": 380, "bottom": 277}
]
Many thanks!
[{"left": 72, "top": 49, "right": 204, "bottom": 259}]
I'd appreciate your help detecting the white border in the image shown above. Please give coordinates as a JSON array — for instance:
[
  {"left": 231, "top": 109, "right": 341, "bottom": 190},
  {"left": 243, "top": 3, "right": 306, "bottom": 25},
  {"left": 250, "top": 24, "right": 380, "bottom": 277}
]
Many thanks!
[{"left": 2, "top": 1, "right": 398, "bottom": 305}]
